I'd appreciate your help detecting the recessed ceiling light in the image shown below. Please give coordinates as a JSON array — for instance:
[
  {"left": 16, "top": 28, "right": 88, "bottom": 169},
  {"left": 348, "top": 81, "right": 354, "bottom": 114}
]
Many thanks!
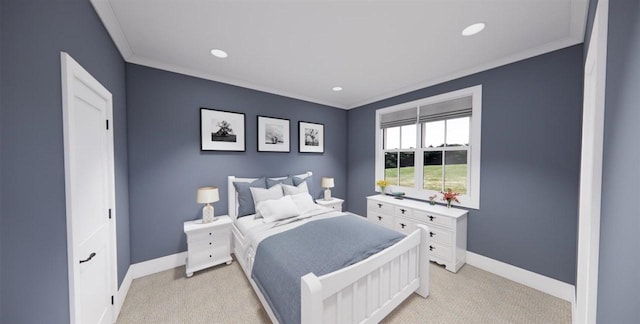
[
  {"left": 210, "top": 49, "right": 228, "bottom": 58},
  {"left": 462, "top": 23, "right": 485, "bottom": 36},
  {"left": 332, "top": 86, "right": 343, "bottom": 92}
]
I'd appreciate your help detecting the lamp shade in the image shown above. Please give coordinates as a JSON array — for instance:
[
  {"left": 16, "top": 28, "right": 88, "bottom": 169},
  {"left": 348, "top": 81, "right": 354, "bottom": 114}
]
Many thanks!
[
  {"left": 197, "top": 187, "right": 219, "bottom": 204},
  {"left": 321, "top": 177, "right": 335, "bottom": 188}
]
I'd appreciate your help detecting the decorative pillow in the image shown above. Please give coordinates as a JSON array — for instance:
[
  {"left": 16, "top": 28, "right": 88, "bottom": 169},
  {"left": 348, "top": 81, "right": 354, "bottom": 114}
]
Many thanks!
[
  {"left": 233, "top": 177, "right": 267, "bottom": 217},
  {"left": 266, "top": 175, "right": 294, "bottom": 188},
  {"left": 282, "top": 181, "right": 309, "bottom": 196},
  {"left": 257, "top": 195, "right": 301, "bottom": 223},
  {"left": 293, "top": 176, "right": 316, "bottom": 198},
  {"left": 290, "top": 192, "right": 320, "bottom": 213},
  {"left": 250, "top": 184, "right": 285, "bottom": 218}
]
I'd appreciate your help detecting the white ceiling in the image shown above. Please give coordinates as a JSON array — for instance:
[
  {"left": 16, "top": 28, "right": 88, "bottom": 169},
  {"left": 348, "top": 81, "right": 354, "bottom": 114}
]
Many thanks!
[{"left": 92, "top": 0, "right": 588, "bottom": 109}]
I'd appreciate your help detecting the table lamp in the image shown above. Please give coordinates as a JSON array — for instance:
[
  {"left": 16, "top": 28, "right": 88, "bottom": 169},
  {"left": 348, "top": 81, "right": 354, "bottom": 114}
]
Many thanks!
[
  {"left": 197, "top": 186, "right": 219, "bottom": 223},
  {"left": 321, "top": 177, "right": 335, "bottom": 201}
]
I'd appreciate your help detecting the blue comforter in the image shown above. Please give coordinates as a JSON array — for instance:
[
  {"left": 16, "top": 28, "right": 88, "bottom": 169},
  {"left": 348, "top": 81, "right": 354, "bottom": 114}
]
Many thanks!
[{"left": 251, "top": 214, "right": 405, "bottom": 324}]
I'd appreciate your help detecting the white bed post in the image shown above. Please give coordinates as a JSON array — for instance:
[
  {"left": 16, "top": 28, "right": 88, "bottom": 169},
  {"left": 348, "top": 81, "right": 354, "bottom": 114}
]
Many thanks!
[
  {"left": 416, "top": 224, "right": 430, "bottom": 298},
  {"left": 301, "top": 273, "right": 323, "bottom": 324}
]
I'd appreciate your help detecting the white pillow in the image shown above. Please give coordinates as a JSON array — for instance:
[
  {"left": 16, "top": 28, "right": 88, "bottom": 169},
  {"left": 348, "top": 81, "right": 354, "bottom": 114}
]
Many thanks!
[
  {"left": 290, "top": 192, "right": 320, "bottom": 213},
  {"left": 257, "top": 195, "right": 301, "bottom": 223},
  {"left": 282, "top": 181, "right": 308, "bottom": 196},
  {"left": 250, "top": 184, "right": 284, "bottom": 217}
]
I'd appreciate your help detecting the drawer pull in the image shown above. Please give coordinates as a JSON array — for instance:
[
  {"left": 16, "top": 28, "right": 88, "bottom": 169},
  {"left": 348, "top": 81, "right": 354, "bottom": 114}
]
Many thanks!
[
  {"left": 209, "top": 255, "right": 212, "bottom": 258},
  {"left": 377, "top": 216, "right": 382, "bottom": 221},
  {"left": 377, "top": 203, "right": 382, "bottom": 208},
  {"left": 400, "top": 223, "right": 406, "bottom": 229},
  {"left": 429, "top": 231, "right": 435, "bottom": 237},
  {"left": 429, "top": 245, "right": 435, "bottom": 251},
  {"left": 400, "top": 208, "right": 406, "bottom": 214},
  {"left": 428, "top": 215, "right": 435, "bottom": 221},
  {"left": 209, "top": 242, "right": 212, "bottom": 245}
]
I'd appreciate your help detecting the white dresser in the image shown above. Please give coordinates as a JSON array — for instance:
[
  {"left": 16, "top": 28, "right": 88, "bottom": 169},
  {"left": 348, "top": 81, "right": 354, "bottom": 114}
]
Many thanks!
[
  {"left": 183, "top": 216, "right": 233, "bottom": 277},
  {"left": 366, "top": 195, "right": 468, "bottom": 273}
]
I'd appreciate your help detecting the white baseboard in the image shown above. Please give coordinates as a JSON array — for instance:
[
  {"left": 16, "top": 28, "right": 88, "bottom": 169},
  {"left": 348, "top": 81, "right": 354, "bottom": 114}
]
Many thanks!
[
  {"left": 130, "top": 251, "right": 187, "bottom": 279},
  {"left": 466, "top": 251, "right": 575, "bottom": 302},
  {"left": 113, "top": 252, "right": 187, "bottom": 322},
  {"left": 114, "top": 268, "right": 133, "bottom": 320}
]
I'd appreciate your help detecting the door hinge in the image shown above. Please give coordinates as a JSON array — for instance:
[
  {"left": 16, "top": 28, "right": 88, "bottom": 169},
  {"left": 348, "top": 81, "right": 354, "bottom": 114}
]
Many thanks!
[
  {"left": 111, "top": 295, "right": 114, "bottom": 305},
  {"left": 108, "top": 208, "right": 112, "bottom": 219},
  {"left": 106, "top": 119, "right": 109, "bottom": 130}
]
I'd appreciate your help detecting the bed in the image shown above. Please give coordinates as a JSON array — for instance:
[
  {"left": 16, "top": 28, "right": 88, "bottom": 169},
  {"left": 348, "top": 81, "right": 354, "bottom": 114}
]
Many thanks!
[{"left": 228, "top": 172, "right": 430, "bottom": 324}]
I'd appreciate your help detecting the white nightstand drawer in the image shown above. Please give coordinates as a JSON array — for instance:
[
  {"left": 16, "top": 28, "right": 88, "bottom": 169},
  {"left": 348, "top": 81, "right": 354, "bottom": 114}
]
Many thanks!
[
  {"left": 187, "top": 228, "right": 229, "bottom": 244},
  {"left": 393, "top": 217, "right": 414, "bottom": 234},
  {"left": 428, "top": 241, "right": 452, "bottom": 261},
  {"left": 428, "top": 226, "right": 453, "bottom": 246},
  {"left": 368, "top": 211, "right": 394, "bottom": 227},
  {"left": 367, "top": 200, "right": 394, "bottom": 214},
  {"left": 189, "top": 245, "right": 229, "bottom": 266},
  {"left": 394, "top": 206, "right": 413, "bottom": 218},
  {"left": 188, "top": 237, "right": 229, "bottom": 251},
  {"left": 414, "top": 210, "right": 454, "bottom": 228}
]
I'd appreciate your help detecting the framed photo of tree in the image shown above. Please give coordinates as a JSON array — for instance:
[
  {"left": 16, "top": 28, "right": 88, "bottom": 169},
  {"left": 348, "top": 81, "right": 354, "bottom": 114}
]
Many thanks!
[
  {"left": 298, "top": 121, "right": 324, "bottom": 153},
  {"left": 257, "top": 116, "right": 290, "bottom": 152},
  {"left": 200, "top": 108, "right": 246, "bottom": 151}
]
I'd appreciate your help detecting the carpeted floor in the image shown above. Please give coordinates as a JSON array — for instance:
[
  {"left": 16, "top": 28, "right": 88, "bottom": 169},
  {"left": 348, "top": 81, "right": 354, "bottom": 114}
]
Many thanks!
[{"left": 116, "top": 260, "right": 571, "bottom": 324}]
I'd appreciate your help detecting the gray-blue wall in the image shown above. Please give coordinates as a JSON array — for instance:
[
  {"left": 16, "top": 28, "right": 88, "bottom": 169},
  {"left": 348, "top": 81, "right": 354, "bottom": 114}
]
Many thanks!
[
  {"left": 126, "top": 64, "right": 347, "bottom": 263},
  {"left": 347, "top": 45, "right": 584, "bottom": 284},
  {"left": 597, "top": 0, "right": 640, "bottom": 322},
  {"left": 0, "top": 0, "right": 130, "bottom": 323}
]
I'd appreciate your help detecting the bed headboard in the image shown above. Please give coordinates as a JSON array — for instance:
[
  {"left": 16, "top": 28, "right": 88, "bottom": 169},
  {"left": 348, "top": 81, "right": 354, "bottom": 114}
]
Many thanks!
[{"left": 227, "top": 171, "right": 313, "bottom": 221}]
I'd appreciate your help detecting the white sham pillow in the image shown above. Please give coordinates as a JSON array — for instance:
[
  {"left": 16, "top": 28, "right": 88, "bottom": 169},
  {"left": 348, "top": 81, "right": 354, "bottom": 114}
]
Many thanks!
[
  {"left": 290, "top": 192, "right": 320, "bottom": 214},
  {"left": 250, "top": 184, "right": 284, "bottom": 217},
  {"left": 257, "top": 195, "right": 301, "bottom": 223},
  {"left": 282, "top": 181, "right": 309, "bottom": 196}
]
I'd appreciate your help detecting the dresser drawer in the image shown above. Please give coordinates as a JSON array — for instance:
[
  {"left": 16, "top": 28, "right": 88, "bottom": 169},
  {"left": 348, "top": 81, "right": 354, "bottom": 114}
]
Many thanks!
[
  {"left": 367, "top": 200, "right": 394, "bottom": 214},
  {"left": 393, "top": 217, "right": 414, "bottom": 235},
  {"left": 188, "top": 236, "right": 229, "bottom": 251},
  {"left": 428, "top": 241, "right": 452, "bottom": 262},
  {"left": 414, "top": 210, "right": 454, "bottom": 228},
  {"left": 189, "top": 245, "right": 229, "bottom": 266},
  {"left": 427, "top": 226, "right": 453, "bottom": 246},
  {"left": 368, "top": 211, "right": 394, "bottom": 228},
  {"left": 187, "top": 227, "right": 230, "bottom": 244},
  {"left": 394, "top": 206, "right": 413, "bottom": 218}
]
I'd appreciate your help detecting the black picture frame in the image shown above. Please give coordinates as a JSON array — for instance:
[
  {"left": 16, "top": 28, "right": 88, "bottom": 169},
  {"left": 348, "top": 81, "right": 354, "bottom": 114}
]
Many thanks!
[
  {"left": 298, "top": 121, "right": 325, "bottom": 153},
  {"left": 257, "top": 116, "right": 291, "bottom": 153},
  {"left": 200, "top": 108, "right": 246, "bottom": 152}
]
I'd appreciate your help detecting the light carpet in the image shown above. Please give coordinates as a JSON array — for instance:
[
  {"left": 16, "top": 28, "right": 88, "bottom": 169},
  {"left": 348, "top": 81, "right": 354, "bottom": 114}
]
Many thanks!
[{"left": 117, "top": 261, "right": 571, "bottom": 323}]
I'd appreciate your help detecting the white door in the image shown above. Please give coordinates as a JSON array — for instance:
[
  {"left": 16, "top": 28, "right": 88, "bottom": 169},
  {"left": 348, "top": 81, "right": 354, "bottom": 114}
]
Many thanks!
[
  {"left": 61, "top": 52, "right": 117, "bottom": 324},
  {"left": 575, "top": 1, "right": 608, "bottom": 323}
]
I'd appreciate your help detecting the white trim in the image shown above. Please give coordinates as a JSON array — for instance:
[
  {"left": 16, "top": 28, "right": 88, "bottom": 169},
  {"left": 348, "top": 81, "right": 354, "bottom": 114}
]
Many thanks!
[
  {"left": 61, "top": 52, "right": 118, "bottom": 324},
  {"left": 129, "top": 252, "right": 188, "bottom": 279},
  {"left": 89, "top": 0, "right": 134, "bottom": 60},
  {"left": 466, "top": 252, "right": 575, "bottom": 302},
  {"left": 575, "top": 0, "right": 608, "bottom": 323},
  {"left": 374, "top": 85, "right": 481, "bottom": 209},
  {"left": 115, "top": 269, "right": 133, "bottom": 320}
]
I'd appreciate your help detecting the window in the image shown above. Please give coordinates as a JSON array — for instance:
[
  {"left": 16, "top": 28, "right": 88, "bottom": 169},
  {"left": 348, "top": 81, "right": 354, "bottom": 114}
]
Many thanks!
[{"left": 375, "top": 85, "right": 482, "bottom": 209}]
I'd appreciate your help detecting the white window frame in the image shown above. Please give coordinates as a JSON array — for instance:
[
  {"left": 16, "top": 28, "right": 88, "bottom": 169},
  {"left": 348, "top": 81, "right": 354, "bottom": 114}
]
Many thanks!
[{"left": 375, "top": 85, "right": 482, "bottom": 209}]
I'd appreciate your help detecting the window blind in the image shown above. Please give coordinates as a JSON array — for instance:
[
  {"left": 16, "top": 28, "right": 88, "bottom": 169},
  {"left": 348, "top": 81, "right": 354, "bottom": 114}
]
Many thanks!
[
  {"left": 380, "top": 107, "right": 417, "bottom": 128},
  {"left": 419, "top": 96, "right": 472, "bottom": 123}
]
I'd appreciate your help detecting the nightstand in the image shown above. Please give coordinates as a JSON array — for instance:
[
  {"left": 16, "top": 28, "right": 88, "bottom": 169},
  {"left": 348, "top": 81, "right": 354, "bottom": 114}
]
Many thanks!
[
  {"left": 183, "top": 215, "right": 232, "bottom": 277},
  {"left": 315, "top": 197, "right": 344, "bottom": 212}
]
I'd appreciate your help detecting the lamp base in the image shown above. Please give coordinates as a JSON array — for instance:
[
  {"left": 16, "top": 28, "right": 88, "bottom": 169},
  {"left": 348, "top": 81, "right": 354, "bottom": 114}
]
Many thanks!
[
  {"left": 324, "top": 188, "right": 332, "bottom": 201},
  {"left": 202, "top": 204, "right": 215, "bottom": 223}
]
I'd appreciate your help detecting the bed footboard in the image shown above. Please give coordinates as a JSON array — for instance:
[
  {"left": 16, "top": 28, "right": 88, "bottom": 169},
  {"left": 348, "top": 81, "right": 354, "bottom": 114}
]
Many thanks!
[{"left": 301, "top": 225, "right": 430, "bottom": 324}]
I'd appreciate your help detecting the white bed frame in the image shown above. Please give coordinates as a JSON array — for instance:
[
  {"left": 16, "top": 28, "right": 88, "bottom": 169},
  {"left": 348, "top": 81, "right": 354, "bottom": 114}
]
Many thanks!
[{"left": 228, "top": 172, "right": 430, "bottom": 323}]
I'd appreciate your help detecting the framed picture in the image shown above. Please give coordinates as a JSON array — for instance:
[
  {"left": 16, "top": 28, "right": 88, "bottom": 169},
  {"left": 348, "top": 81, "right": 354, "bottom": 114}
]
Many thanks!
[
  {"left": 298, "top": 121, "right": 324, "bottom": 153},
  {"left": 200, "top": 108, "right": 246, "bottom": 151},
  {"left": 257, "top": 116, "right": 290, "bottom": 152}
]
